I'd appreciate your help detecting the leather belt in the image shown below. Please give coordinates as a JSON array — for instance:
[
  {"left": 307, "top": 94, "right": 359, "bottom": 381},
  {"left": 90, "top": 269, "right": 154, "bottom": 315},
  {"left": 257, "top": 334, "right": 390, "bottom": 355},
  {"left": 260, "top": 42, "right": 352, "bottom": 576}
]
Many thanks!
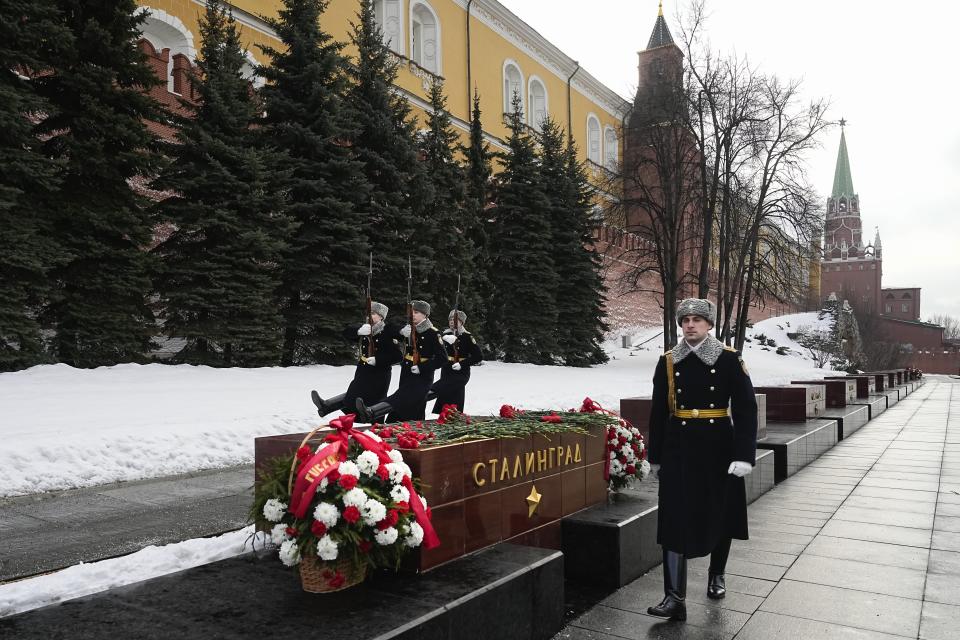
[
  {"left": 404, "top": 353, "right": 422, "bottom": 362},
  {"left": 673, "top": 408, "right": 730, "bottom": 419}
]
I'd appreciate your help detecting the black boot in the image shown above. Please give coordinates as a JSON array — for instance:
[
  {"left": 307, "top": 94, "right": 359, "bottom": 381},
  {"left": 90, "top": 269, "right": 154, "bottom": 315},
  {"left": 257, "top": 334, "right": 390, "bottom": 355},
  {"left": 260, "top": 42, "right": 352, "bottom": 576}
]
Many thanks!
[
  {"left": 647, "top": 550, "right": 687, "bottom": 621},
  {"left": 708, "top": 538, "right": 731, "bottom": 600},
  {"left": 355, "top": 398, "right": 391, "bottom": 424},
  {"left": 310, "top": 391, "right": 345, "bottom": 417}
]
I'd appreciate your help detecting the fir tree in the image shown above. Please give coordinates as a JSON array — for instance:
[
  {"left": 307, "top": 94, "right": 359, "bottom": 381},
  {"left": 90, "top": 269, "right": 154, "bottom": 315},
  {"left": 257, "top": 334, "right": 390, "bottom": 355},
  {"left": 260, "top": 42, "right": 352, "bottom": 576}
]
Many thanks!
[
  {"left": 34, "top": 0, "right": 161, "bottom": 367},
  {"left": 461, "top": 90, "right": 494, "bottom": 341},
  {"left": 258, "top": 0, "right": 370, "bottom": 365},
  {"left": 419, "top": 80, "right": 479, "bottom": 323},
  {"left": 0, "top": 0, "right": 71, "bottom": 370},
  {"left": 488, "top": 96, "right": 558, "bottom": 363},
  {"left": 152, "top": 0, "right": 288, "bottom": 366},
  {"left": 347, "top": 2, "right": 434, "bottom": 311}
]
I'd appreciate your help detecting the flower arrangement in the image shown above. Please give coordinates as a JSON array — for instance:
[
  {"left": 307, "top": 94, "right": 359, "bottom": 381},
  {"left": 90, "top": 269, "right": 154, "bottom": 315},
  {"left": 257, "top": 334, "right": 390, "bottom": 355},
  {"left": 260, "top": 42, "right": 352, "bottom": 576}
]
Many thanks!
[
  {"left": 252, "top": 415, "right": 438, "bottom": 592},
  {"left": 578, "top": 397, "right": 650, "bottom": 491}
]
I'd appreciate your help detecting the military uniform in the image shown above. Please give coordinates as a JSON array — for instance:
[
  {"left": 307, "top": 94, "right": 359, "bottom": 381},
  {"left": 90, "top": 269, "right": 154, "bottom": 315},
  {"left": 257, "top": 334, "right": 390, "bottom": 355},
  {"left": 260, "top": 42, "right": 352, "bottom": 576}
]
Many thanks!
[
  {"left": 430, "top": 327, "right": 483, "bottom": 413},
  {"left": 341, "top": 323, "right": 402, "bottom": 413},
  {"left": 384, "top": 318, "right": 446, "bottom": 422}
]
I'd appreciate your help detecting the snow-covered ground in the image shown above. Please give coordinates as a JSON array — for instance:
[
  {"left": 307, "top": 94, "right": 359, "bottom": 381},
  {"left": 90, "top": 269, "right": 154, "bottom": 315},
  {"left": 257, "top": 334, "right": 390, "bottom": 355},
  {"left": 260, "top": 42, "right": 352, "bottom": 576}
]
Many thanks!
[
  {"left": 0, "top": 312, "right": 835, "bottom": 498},
  {"left": 0, "top": 312, "right": 840, "bottom": 617}
]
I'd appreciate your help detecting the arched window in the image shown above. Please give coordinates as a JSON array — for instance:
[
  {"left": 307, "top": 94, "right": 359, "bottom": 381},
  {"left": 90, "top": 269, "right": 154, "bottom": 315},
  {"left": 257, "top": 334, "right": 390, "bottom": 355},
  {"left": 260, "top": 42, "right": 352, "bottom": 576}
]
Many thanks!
[
  {"left": 503, "top": 61, "right": 524, "bottom": 115},
  {"left": 586, "top": 114, "right": 601, "bottom": 164},
  {"left": 373, "top": 0, "right": 403, "bottom": 55},
  {"left": 527, "top": 76, "right": 547, "bottom": 130},
  {"left": 139, "top": 8, "right": 195, "bottom": 93},
  {"left": 603, "top": 126, "right": 618, "bottom": 169},
  {"left": 410, "top": 1, "right": 440, "bottom": 74}
]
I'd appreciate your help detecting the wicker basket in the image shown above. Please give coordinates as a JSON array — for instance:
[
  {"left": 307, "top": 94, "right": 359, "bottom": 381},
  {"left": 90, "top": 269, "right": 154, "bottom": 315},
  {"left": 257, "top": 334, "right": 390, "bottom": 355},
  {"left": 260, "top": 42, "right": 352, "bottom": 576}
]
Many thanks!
[{"left": 299, "top": 554, "right": 367, "bottom": 593}]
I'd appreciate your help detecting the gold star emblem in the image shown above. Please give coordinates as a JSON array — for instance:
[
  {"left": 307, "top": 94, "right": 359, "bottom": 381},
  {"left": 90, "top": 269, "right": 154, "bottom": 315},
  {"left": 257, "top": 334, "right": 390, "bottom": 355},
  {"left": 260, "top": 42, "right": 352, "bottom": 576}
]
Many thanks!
[{"left": 526, "top": 485, "right": 542, "bottom": 518}]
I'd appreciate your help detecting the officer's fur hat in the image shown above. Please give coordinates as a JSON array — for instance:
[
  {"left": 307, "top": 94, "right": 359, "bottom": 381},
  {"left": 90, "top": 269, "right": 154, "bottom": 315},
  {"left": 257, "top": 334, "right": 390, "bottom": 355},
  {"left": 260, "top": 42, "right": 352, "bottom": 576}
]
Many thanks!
[
  {"left": 370, "top": 301, "right": 388, "bottom": 319},
  {"left": 411, "top": 300, "right": 431, "bottom": 316},
  {"left": 448, "top": 309, "right": 467, "bottom": 323},
  {"left": 676, "top": 298, "right": 716, "bottom": 327}
]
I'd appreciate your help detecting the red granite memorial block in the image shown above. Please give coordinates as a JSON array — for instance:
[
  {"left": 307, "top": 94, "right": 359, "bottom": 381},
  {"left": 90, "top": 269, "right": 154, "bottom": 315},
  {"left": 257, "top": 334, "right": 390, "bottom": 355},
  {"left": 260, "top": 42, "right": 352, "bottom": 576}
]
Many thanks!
[
  {"left": 826, "top": 375, "right": 873, "bottom": 398},
  {"left": 754, "top": 385, "right": 826, "bottom": 421},
  {"left": 619, "top": 397, "right": 652, "bottom": 443},
  {"left": 792, "top": 379, "right": 855, "bottom": 407},
  {"left": 864, "top": 373, "right": 886, "bottom": 392}
]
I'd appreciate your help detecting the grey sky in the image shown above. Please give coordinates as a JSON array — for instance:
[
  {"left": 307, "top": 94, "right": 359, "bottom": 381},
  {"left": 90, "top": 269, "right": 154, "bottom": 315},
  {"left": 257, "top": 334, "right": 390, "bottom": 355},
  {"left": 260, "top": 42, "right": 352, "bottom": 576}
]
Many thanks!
[{"left": 499, "top": 0, "right": 960, "bottom": 321}]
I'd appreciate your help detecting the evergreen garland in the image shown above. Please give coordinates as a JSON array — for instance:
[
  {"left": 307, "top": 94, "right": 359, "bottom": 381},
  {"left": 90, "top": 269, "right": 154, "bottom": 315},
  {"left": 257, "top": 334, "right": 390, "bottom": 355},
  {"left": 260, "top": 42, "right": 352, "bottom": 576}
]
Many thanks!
[
  {"left": 152, "top": 0, "right": 288, "bottom": 366},
  {"left": 258, "top": 0, "right": 370, "bottom": 364},
  {"left": 34, "top": 0, "right": 161, "bottom": 367}
]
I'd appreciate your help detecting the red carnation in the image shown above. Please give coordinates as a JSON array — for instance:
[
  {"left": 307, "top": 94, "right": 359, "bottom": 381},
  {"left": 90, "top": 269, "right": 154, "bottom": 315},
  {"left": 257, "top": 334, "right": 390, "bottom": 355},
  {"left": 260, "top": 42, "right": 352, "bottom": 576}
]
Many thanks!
[
  {"left": 342, "top": 505, "right": 361, "bottom": 524},
  {"left": 311, "top": 520, "right": 327, "bottom": 537},
  {"left": 541, "top": 413, "right": 562, "bottom": 424},
  {"left": 380, "top": 427, "right": 393, "bottom": 438},
  {"left": 358, "top": 540, "right": 373, "bottom": 553},
  {"left": 626, "top": 464, "right": 637, "bottom": 475},
  {"left": 327, "top": 571, "right": 345, "bottom": 589},
  {"left": 618, "top": 435, "right": 628, "bottom": 445},
  {"left": 296, "top": 445, "right": 312, "bottom": 461},
  {"left": 395, "top": 500, "right": 409, "bottom": 512},
  {"left": 377, "top": 509, "right": 399, "bottom": 530},
  {"left": 339, "top": 474, "right": 358, "bottom": 490},
  {"left": 500, "top": 404, "right": 517, "bottom": 419},
  {"left": 376, "top": 464, "right": 390, "bottom": 482},
  {"left": 285, "top": 526, "right": 298, "bottom": 538},
  {"left": 580, "top": 397, "right": 601, "bottom": 413},
  {"left": 328, "top": 468, "right": 341, "bottom": 482}
]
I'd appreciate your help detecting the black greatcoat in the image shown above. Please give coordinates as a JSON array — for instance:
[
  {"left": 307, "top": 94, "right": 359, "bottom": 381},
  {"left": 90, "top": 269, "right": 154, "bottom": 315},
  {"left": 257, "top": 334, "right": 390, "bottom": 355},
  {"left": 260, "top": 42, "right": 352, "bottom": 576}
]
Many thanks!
[
  {"left": 342, "top": 324, "right": 403, "bottom": 412},
  {"left": 647, "top": 341, "right": 758, "bottom": 558},
  {"left": 430, "top": 330, "right": 483, "bottom": 413},
  {"left": 385, "top": 323, "right": 446, "bottom": 422}
]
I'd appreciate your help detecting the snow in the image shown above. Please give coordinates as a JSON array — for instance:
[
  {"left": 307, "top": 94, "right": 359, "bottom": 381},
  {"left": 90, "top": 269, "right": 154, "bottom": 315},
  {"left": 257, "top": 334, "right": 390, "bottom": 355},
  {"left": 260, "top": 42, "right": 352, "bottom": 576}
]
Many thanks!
[{"left": 0, "top": 312, "right": 845, "bottom": 618}]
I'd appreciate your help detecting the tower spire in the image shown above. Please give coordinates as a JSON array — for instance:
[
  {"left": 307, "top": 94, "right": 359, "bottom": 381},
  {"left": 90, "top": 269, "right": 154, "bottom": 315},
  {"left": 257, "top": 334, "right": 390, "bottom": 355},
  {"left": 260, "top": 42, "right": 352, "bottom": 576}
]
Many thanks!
[
  {"left": 647, "top": 1, "right": 674, "bottom": 49},
  {"left": 658, "top": 1, "right": 664, "bottom": 17},
  {"left": 831, "top": 123, "right": 855, "bottom": 198}
]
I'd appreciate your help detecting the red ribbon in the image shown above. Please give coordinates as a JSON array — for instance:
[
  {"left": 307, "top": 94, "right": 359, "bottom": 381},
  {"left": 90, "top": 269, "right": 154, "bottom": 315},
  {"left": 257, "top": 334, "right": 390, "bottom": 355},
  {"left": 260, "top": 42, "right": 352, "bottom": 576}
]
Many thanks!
[
  {"left": 289, "top": 414, "right": 440, "bottom": 549},
  {"left": 580, "top": 397, "right": 636, "bottom": 483}
]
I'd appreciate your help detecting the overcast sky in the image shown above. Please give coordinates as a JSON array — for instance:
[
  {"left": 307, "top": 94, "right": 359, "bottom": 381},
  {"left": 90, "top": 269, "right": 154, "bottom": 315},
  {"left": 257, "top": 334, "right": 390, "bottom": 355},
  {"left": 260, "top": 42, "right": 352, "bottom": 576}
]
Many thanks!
[{"left": 499, "top": 0, "right": 960, "bottom": 321}]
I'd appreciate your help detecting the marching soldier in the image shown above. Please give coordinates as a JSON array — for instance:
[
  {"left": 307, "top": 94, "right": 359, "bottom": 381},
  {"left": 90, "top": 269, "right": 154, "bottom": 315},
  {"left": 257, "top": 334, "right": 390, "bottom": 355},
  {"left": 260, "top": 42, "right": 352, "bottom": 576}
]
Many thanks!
[
  {"left": 310, "top": 301, "right": 402, "bottom": 419},
  {"left": 429, "top": 309, "right": 483, "bottom": 413},
  {"left": 646, "top": 298, "right": 758, "bottom": 622},
  {"left": 355, "top": 300, "right": 446, "bottom": 423}
]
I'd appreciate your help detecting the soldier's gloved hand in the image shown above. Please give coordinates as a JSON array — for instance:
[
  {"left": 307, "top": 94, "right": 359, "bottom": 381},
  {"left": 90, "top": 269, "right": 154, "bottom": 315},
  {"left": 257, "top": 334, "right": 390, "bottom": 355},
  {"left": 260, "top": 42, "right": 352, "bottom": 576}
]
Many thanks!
[
  {"left": 365, "top": 356, "right": 376, "bottom": 366},
  {"left": 357, "top": 324, "right": 372, "bottom": 336},
  {"left": 443, "top": 334, "right": 457, "bottom": 345},
  {"left": 451, "top": 362, "right": 462, "bottom": 371},
  {"left": 400, "top": 325, "right": 412, "bottom": 338},
  {"left": 727, "top": 461, "right": 753, "bottom": 477},
  {"left": 410, "top": 365, "right": 420, "bottom": 374}
]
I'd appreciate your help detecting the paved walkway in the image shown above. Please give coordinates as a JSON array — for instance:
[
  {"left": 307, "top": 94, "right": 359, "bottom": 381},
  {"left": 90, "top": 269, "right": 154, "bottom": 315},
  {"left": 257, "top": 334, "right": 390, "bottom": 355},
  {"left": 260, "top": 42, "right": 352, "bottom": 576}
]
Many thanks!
[
  {"left": 557, "top": 376, "right": 960, "bottom": 640},
  {"left": 0, "top": 465, "right": 251, "bottom": 582}
]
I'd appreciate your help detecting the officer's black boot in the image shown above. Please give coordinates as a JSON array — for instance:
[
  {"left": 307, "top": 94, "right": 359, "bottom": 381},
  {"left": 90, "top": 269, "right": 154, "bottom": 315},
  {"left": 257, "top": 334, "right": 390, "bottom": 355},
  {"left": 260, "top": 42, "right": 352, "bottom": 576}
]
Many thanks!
[
  {"left": 647, "top": 550, "right": 687, "bottom": 621},
  {"left": 310, "top": 391, "right": 345, "bottom": 417},
  {"left": 355, "top": 398, "right": 391, "bottom": 424},
  {"left": 707, "top": 537, "right": 731, "bottom": 600}
]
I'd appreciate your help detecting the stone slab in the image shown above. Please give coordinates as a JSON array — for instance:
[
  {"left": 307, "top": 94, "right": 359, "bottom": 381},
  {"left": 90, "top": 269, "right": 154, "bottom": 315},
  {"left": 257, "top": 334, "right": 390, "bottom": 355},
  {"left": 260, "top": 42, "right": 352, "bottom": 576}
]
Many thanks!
[
  {"left": 851, "top": 395, "right": 887, "bottom": 419},
  {"left": 737, "top": 610, "right": 911, "bottom": 640},
  {"left": 756, "top": 420, "right": 838, "bottom": 483},
  {"left": 820, "top": 405, "right": 869, "bottom": 440},
  {"left": 745, "top": 448, "right": 775, "bottom": 504}
]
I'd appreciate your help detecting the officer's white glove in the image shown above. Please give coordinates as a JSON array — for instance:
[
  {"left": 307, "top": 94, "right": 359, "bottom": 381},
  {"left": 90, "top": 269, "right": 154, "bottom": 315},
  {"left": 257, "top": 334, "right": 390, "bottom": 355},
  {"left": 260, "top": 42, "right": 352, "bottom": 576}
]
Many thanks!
[
  {"left": 443, "top": 334, "right": 457, "bottom": 345},
  {"left": 727, "top": 461, "right": 753, "bottom": 477},
  {"left": 357, "top": 324, "right": 372, "bottom": 336},
  {"left": 365, "top": 356, "right": 376, "bottom": 366},
  {"left": 410, "top": 365, "right": 420, "bottom": 374},
  {"left": 400, "top": 325, "right": 412, "bottom": 338},
  {"left": 451, "top": 362, "right": 462, "bottom": 371}
]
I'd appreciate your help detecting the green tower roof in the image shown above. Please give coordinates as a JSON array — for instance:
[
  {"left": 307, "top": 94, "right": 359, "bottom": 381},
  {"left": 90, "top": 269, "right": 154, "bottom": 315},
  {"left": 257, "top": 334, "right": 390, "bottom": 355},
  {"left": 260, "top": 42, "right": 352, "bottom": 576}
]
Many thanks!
[
  {"left": 647, "top": 1, "right": 675, "bottom": 49},
  {"left": 831, "top": 127, "right": 856, "bottom": 198}
]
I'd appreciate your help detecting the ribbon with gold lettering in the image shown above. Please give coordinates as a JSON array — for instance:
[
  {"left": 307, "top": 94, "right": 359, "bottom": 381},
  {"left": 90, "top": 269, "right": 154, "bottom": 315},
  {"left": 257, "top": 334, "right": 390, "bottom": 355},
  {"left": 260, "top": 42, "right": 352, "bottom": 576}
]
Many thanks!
[{"left": 289, "top": 440, "right": 343, "bottom": 519}]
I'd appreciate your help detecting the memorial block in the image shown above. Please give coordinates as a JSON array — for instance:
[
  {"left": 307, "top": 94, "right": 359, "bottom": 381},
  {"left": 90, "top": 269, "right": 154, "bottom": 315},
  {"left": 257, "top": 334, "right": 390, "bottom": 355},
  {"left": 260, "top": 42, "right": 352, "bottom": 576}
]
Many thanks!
[
  {"left": 791, "top": 379, "right": 856, "bottom": 407},
  {"left": 753, "top": 385, "right": 825, "bottom": 421},
  {"left": 619, "top": 397, "right": 651, "bottom": 443},
  {"left": 826, "top": 375, "right": 874, "bottom": 398}
]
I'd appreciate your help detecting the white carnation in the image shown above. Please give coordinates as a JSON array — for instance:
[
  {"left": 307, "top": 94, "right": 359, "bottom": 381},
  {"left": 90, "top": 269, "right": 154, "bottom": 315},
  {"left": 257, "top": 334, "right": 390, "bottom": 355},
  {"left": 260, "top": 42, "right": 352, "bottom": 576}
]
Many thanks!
[
  {"left": 313, "top": 502, "right": 340, "bottom": 528},
  {"left": 620, "top": 445, "right": 635, "bottom": 462},
  {"left": 375, "top": 526, "right": 399, "bottom": 546},
  {"left": 418, "top": 494, "right": 427, "bottom": 509},
  {"left": 640, "top": 459, "right": 651, "bottom": 479},
  {"left": 609, "top": 450, "right": 616, "bottom": 460},
  {"left": 610, "top": 459, "right": 623, "bottom": 475},
  {"left": 387, "top": 449, "right": 404, "bottom": 464},
  {"left": 270, "top": 523, "right": 289, "bottom": 545},
  {"left": 361, "top": 499, "right": 387, "bottom": 526},
  {"left": 404, "top": 522, "right": 424, "bottom": 547},
  {"left": 386, "top": 462, "right": 410, "bottom": 484},
  {"left": 316, "top": 477, "right": 329, "bottom": 493},
  {"left": 262, "top": 498, "right": 287, "bottom": 523},
  {"left": 356, "top": 451, "right": 380, "bottom": 476},
  {"left": 390, "top": 484, "right": 410, "bottom": 503},
  {"left": 338, "top": 460, "right": 361, "bottom": 479},
  {"left": 278, "top": 539, "right": 301, "bottom": 566},
  {"left": 316, "top": 534, "right": 339, "bottom": 561},
  {"left": 342, "top": 488, "right": 369, "bottom": 508}
]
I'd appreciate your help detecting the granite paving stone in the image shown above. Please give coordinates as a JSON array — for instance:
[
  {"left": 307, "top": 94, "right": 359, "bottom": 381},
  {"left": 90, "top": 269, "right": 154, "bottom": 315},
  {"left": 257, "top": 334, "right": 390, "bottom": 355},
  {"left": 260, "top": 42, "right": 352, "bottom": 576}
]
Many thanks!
[
  {"left": 782, "top": 554, "right": 925, "bottom": 599},
  {"left": 569, "top": 604, "right": 733, "bottom": 640},
  {"left": 735, "top": 611, "right": 913, "bottom": 640},
  {"left": 931, "top": 530, "right": 960, "bottom": 552},
  {"left": 841, "top": 495, "right": 937, "bottom": 515},
  {"left": 832, "top": 504, "right": 935, "bottom": 529},
  {"left": 923, "top": 550, "right": 960, "bottom": 605},
  {"left": 850, "top": 485, "right": 939, "bottom": 502},
  {"left": 803, "top": 535, "right": 929, "bottom": 570},
  {"left": 919, "top": 601, "right": 960, "bottom": 640}
]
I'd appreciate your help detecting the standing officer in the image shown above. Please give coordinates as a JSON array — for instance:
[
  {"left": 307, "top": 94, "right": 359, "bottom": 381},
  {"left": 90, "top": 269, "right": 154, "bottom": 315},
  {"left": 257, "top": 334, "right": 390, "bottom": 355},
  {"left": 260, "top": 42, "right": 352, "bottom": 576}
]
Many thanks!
[
  {"left": 310, "top": 301, "right": 402, "bottom": 420},
  {"left": 646, "top": 298, "right": 758, "bottom": 621},
  {"left": 355, "top": 300, "right": 445, "bottom": 423},
  {"left": 429, "top": 309, "right": 483, "bottom": 413}
]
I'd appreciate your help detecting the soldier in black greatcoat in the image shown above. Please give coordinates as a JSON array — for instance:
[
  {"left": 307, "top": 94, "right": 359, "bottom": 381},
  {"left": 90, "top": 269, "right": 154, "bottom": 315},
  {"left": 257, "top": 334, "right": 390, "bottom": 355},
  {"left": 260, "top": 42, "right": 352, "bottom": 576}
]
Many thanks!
[
  {"left": 646, "top": 298, "right": 758, "bottom": 622},
  {"left": 429, "top": 309, "right": 483, "bottom": 413},
  {"left": 355, "top": 300, "right": 446, "bottom": 423},
  {"left": 310, "top": 302, "right": 402, "bottom": 420}
]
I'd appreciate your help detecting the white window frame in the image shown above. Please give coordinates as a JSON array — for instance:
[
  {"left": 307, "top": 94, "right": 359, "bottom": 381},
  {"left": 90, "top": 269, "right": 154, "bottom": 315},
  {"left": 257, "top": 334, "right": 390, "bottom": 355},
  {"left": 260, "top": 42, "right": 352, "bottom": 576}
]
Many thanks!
[
  {"left": 586, "top": 113, "right": 601, "bottom": 165},
  {"left": 502, "top": 59, "right": 525, "bottom": 116},
  {"left": 409, "top": 0, "right": 441, "bottom": 74},
  {"left": 527, "top": 75, "right": 548, "bottom": 131},
  {"left": 603, "top": 125, "right": 618, "bottom": 170},
  {"left": 373, "top": 0, "right": 404, "bottom": 55}
]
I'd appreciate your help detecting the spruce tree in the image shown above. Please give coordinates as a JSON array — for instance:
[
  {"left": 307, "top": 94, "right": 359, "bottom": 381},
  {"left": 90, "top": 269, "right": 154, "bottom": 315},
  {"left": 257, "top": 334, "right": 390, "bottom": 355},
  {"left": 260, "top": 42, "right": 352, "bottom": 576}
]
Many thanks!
[
  {"left": 347, "top": 2, "right": 434, "bottom": 312},
  {"left": 488, "top": 96, "right": 558, "bottom": 363},
  {"left": 419, "top": 80, "right": 479, "bottom": 323},
  {"left": 152, "top": 0, "right": 288, "bottom": 366},
  {"left": 34, "top": 0, "right": 161, "bottom": 367},
  {"left": 0, "top": 0, "right": 71, "bottom": 370},
  {"left": 461, "top": 90, "right": 494, "bottom": 342},
  {"left": 258, "top": 0, "right": 370, "bottom": 365}
]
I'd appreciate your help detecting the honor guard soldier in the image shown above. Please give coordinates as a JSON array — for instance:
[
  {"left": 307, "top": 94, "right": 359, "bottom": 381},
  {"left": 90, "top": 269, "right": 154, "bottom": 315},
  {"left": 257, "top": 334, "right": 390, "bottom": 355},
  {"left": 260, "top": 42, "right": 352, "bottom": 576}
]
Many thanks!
[
  {"left": 646, "top": 298, "right": 758, "bottom": 621},
  {"left": 429, "top": 309, "right": 483, "bottom": 413},
  {"left": 355, "top": 300, "right": 446, "bottom": 423},
  {"left": 310, "top": 301, "right": 402, "bottom": 420}
]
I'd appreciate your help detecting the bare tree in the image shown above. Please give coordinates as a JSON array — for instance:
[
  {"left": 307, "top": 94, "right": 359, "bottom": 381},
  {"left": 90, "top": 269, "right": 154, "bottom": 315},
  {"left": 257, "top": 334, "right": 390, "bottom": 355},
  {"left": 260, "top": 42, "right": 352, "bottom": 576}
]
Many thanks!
[{"left": 927, "top": 313, "right": 960, "bottom": 339}]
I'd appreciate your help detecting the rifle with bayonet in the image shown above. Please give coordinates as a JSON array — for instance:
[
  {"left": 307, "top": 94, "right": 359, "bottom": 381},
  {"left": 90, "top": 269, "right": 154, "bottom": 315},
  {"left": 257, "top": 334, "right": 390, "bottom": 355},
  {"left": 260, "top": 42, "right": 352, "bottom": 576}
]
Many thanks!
[
  {"left": 452, "top": 274, "right": 461, "bottom": 362},
  {"left": 406, "top": 256, "right": 420, "bottom": 366},
  {"left": 364, "top": 252, "right": 376, "bottom": 358}
]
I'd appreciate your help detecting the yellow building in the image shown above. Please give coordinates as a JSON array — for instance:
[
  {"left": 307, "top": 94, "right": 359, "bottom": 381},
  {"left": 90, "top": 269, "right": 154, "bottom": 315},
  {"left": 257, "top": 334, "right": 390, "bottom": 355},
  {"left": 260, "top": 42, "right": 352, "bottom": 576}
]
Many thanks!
[{"left": 136, "top": 0, "right": 629, "bottom": 173}]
